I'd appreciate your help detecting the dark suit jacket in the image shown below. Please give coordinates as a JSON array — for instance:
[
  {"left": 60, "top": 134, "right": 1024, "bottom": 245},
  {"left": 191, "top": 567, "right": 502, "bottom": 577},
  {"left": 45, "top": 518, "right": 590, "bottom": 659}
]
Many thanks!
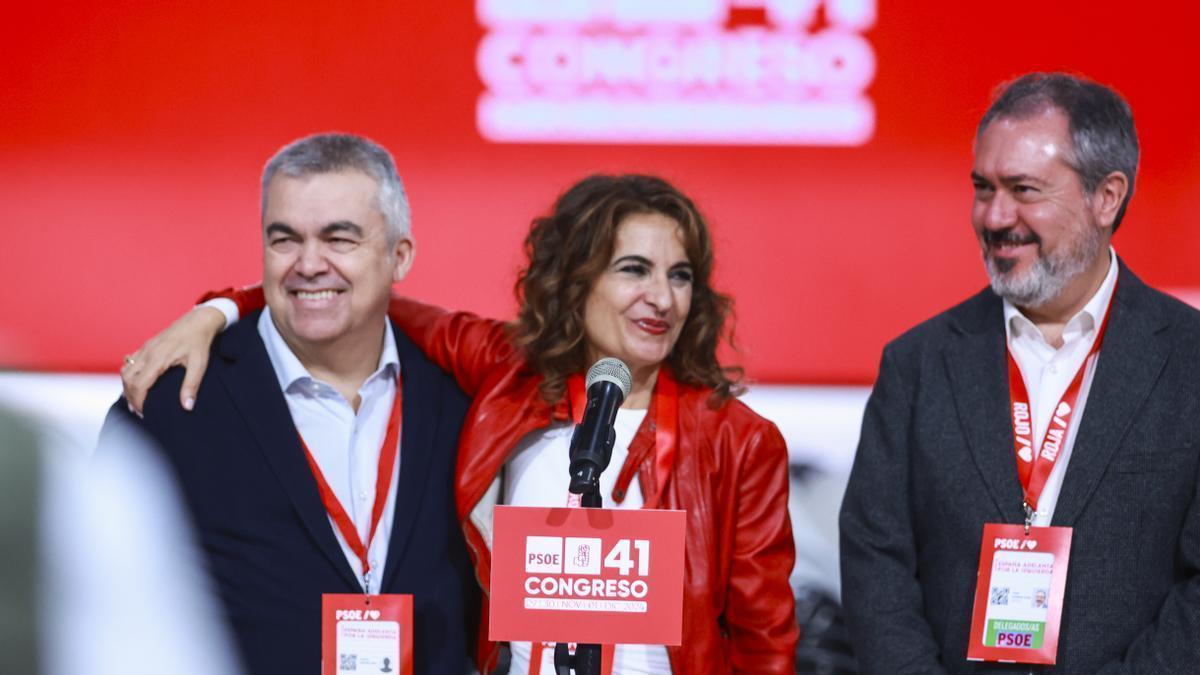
[
  {"left": 840, "top": 262, "right": 1200, "bottom": 674},
  {"left": 102, "top": 312, "right": 478, "bottom": 675}
]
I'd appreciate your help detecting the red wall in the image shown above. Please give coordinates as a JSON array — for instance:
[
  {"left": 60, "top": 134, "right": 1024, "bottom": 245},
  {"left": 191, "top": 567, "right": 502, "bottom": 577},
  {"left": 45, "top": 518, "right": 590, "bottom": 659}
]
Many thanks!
[{"left": 3, "top": 1, "right": 1197, "bottom": 381}]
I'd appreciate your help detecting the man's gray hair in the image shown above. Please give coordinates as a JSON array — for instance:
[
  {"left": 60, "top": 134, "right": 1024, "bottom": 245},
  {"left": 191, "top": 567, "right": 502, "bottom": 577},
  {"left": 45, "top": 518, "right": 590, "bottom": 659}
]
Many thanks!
[
  {"left": 977, "top": 72, "right": 1139, "bottom": 231},
  {"left": 261, "top": 133, "right": 411, "bottom": 243}
]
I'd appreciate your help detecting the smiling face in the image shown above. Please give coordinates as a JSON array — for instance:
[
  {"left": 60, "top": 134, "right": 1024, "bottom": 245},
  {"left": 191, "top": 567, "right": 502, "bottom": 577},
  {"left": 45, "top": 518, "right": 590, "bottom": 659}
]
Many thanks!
[
  {"left": 261, "top": 169, "right": 413, "bottom": 359},
  {"left": 970, "top": 108, "right": 1110, "bottom": 309},
  {"left": 582, "top": 212, "right": 694, "bottom": 380}
]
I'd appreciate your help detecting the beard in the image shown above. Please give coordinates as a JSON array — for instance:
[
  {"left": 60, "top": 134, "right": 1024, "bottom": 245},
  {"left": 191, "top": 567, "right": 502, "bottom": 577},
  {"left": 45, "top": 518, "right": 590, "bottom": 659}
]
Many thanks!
[{"left": 982, "top": 222, "right": 1103, "bottom": 308}]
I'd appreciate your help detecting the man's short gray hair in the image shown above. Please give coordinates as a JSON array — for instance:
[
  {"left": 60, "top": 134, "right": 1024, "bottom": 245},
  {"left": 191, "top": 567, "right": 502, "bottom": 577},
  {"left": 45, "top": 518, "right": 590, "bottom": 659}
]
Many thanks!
[
  {"left": 977, "top": 72, "right": 1139, "bottom": 231},
  {"left": 261, "top": 133, "right": 411, "bottom": 243}
]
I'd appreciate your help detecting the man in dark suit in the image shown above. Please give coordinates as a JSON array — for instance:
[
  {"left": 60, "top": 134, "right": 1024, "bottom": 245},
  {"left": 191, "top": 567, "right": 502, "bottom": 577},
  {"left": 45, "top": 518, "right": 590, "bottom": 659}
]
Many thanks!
[
  {"left": 840, "top": 73, "right": 1200, "bottom": 673},
  {"left": 102, "top": 134, "right": 477, "bottom": 674}
]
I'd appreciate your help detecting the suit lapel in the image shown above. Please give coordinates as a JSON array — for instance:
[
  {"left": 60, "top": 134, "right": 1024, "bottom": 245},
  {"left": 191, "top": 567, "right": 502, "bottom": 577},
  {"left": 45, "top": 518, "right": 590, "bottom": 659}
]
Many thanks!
[
  {"left": 215, "top": 315, "right": 362, "bottom": 589},
  {"left": 944, "top": 291, "right": 1027, "bottom": 523},
  {"left": 1052, "top": 265, "right": 1169, "bottom": 526},
  {"left": 380, "top": 329, "right": 443, "bottom": 590}
]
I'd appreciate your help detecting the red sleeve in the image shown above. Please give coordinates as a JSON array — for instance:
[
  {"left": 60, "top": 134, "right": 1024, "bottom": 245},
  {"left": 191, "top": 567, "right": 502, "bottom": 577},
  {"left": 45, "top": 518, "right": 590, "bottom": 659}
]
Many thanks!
[
  {"left": 198, "top": 285, "right": 264, "bottom": 318},
  {"left": 386, "top": 295, "right": 515, "bottom": 397},
  {"left": 197, "top": 286, "right": 513, "bottom": 397},
  {"left": 727, "top": 420, "right": 799, "bottom": 673}
]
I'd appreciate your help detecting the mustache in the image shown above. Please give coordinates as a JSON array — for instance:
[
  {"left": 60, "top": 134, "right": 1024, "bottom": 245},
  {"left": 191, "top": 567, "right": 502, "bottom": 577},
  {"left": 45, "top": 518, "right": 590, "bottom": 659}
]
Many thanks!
[{"left": 982, "top": 228, "right": 1040, "bottom": 248}]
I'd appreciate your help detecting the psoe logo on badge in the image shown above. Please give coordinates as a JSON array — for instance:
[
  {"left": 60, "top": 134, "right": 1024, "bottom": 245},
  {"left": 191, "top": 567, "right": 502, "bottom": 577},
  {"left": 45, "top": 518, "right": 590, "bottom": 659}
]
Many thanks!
[
  {"left": 563, "top": 537, "right": 603, "bottom": 575},
  {"left": 994, "top": 538, "right": 1038, "bottom": 551},
  {"left": 525, "top": 536, "right": 564, "bottom": 573}
]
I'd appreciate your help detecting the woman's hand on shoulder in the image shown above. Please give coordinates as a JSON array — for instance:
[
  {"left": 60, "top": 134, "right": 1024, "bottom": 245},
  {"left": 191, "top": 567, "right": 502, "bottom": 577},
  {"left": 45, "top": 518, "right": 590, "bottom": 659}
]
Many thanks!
[{"left": 121, "top": 306, "right": 226, "bottom": 415}]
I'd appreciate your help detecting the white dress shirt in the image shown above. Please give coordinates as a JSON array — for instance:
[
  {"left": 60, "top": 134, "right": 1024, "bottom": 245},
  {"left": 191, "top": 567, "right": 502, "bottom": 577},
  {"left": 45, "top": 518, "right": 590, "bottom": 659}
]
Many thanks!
[
  {"left": 1003, "top": 249, "right": 1119, "bottom": 527},
  {"left": 259, "top": 307, "right": 401, "bottom": 593},
  {"left": 503, "top": 407, "right": 673, "bottom": 674}
]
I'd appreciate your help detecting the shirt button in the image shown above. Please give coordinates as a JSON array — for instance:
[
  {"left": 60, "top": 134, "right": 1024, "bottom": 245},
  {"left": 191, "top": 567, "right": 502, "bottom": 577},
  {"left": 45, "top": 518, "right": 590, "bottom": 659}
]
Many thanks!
[
  {"left": 358, "top": 491, "right": 368, "bottom": 501},
  {"left": 1048, "top": 364, "right": 1058, "bottom": 374}
]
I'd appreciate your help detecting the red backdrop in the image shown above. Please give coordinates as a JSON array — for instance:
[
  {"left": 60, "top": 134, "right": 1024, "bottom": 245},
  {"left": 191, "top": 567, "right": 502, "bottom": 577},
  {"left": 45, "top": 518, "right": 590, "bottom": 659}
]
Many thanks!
[{"left": 3, "top": 1, "right": 1197, "bottom": 382}]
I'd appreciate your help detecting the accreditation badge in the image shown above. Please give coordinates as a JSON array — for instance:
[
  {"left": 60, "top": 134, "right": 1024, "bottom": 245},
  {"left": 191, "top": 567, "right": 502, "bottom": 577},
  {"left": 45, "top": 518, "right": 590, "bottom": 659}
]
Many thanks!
[
  {"left": 321, "top": 594, "right": 412, "bottom": 675},
  {"left": 967, "top": 524, "right": 1072, "bottom": 665}
]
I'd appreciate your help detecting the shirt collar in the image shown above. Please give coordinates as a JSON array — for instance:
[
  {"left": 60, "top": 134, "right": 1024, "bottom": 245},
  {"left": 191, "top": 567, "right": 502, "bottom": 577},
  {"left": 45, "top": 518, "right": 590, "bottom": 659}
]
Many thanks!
[
  {"left": 1003, "top": 246, "right": 1119, "bottom": 346},
  {"left": 258, "top": 306, "right": 400, "bottom": 395}
]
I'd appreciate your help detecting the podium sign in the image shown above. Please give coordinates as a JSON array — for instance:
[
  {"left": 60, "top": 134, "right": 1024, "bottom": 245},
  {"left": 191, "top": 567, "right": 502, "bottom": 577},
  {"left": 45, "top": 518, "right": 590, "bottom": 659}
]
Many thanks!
[{"left": 489, "top": 505, "right": 686, "bottom": 645}]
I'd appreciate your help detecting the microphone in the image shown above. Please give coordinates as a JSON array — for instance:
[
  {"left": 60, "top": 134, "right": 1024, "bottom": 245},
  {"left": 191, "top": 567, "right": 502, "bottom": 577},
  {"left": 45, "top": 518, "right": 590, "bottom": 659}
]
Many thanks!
[{"left": 568, "top": 358, "right": 633, "bottom": 497}]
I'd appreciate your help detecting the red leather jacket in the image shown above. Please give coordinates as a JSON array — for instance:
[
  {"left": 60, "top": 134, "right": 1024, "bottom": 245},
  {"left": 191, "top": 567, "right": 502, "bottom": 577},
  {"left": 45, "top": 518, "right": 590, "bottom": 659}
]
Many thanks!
[{"left": 220, "top": 289, "right": 798, "bottom": 673}]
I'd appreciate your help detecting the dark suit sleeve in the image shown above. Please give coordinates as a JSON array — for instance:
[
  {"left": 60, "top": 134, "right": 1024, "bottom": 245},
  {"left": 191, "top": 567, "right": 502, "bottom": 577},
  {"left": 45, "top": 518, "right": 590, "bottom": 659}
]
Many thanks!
[
  {"left": 1095, "top": 479, "right": 1200, "bottom": 674},
  {"left": 839, "top": 346, "right": 950, "bottom": 675}
]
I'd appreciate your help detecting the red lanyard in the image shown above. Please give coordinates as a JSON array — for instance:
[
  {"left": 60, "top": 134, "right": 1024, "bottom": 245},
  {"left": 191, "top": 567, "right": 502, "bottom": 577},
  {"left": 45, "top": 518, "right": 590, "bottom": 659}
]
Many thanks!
[
  {"left": 1007, "top": 288, "right": 1115, "bottom": 516},
  {"left": 298, "top": 374, "right": 402, "bottom": 589},
  {"left": 565, "top": 368, "right": 678, "bottom": 509}
]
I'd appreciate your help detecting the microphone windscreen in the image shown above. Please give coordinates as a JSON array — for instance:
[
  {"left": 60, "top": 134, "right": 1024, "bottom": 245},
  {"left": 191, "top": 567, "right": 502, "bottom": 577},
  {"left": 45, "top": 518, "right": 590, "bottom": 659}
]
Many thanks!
[{"left": 585, "top": 357, "right": 632, "bottom": 399}]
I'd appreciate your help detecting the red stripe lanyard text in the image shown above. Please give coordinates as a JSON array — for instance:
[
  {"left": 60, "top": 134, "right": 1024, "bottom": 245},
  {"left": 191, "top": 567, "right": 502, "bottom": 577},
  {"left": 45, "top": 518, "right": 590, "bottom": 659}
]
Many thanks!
[{"left": 1007, "top": 289, "right": 1115, "bottom": 521}]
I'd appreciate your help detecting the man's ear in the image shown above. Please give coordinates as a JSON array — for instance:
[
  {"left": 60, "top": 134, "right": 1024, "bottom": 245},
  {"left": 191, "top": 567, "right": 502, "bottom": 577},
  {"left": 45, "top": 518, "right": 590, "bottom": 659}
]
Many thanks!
[
  {"left": 1091, "top": 170, "right": 1129, "bottom": 230},
  {"left": 391, "top": 237, "right": 415, "bottom": 283}
]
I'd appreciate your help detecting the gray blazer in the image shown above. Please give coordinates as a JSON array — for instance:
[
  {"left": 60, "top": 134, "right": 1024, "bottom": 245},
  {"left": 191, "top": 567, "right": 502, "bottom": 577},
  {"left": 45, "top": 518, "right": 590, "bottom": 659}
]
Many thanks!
[{"left": 840, "top": 260, "right": 1200, "bottom": 674}]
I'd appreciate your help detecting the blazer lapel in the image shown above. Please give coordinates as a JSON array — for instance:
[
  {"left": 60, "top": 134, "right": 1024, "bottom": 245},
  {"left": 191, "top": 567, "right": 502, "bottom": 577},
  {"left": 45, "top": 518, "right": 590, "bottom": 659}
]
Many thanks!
[
  {"left": 381, "top": 328, "right": 443, "bottom": 589},
  {"left": 1052, "top": 265, "right": 1169, "bottom": 526},
  {"left": 215, "top": 315, "right": 362, "bottom": 589},
  {"left": 944, "top": 290, "right": 1028, "bottom": 524}
]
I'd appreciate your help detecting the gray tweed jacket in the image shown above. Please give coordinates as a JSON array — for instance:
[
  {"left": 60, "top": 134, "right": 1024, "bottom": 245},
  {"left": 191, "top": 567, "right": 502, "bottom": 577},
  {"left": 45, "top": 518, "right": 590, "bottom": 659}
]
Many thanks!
[{"left": 840, "top": 260, "right": 1200, "bottom": 674}]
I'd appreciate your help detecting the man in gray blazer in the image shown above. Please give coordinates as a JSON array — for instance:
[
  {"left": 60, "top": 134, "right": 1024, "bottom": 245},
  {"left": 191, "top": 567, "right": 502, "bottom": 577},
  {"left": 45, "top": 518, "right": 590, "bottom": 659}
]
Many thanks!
[{"left": 840, "top": 72, "right": 1200, "bottom": 673}]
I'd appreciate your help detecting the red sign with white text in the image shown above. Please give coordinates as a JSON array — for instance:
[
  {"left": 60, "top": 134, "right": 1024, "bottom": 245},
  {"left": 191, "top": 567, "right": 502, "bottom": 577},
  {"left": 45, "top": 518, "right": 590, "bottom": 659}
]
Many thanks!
[
  {"left": 490, "top": 505, "right": 686, "bottom": 646},
  {"left": 6, "top": 2, "right": 1200, "bottom": 380}
]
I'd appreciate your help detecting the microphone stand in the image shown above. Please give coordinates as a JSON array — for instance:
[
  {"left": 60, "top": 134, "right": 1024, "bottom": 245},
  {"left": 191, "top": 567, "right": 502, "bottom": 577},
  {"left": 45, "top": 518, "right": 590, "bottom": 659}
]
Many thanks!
[
  {"left": 553, "top": 466, "right": 606, "bottom": 675},
  {"left": 556, "top": 360, "right": 629, "bottom": 675}
]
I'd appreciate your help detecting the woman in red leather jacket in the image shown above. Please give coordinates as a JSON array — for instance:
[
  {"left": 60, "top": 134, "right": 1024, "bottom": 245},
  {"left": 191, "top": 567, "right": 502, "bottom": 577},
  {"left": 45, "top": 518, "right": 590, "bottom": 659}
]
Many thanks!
[{"left": 122, "top": 174, "right": 798, "bottom": 674}]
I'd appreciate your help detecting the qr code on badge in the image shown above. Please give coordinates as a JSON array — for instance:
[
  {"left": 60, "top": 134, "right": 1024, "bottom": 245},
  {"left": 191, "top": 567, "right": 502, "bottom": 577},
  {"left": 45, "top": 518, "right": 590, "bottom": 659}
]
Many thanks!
[
  {"left": 990, "top": 587, "right": 1009, "bottom": 606},
  {"left": 339, "top": 653, "right": 357, "bottom": 671}
]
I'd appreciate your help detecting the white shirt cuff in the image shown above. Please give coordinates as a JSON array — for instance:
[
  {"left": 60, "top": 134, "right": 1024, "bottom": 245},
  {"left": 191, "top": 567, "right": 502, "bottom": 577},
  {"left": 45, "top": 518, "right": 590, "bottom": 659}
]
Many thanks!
[{"left": 199, "top": 298, "right": 239, "bottom": 329}]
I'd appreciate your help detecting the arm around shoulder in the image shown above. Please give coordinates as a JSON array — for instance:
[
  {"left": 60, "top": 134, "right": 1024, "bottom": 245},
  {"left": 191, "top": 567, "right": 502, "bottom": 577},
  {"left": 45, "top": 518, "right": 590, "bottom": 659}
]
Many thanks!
[
  {"left": 387, "top": 294, "right": 515, "bottom": 397},
  {"left": 200, "top": 285, "right": 264, "bottom": 319},
  {"left": 196, "top": 284, "right": 515, "bottom": 397}
]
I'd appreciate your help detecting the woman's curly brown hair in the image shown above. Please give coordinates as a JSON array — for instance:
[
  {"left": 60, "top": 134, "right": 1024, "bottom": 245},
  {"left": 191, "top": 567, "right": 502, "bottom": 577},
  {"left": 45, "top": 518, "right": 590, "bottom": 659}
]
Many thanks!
[{"left": 511, "top": 174, "right": 743, "bottom": 406}]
